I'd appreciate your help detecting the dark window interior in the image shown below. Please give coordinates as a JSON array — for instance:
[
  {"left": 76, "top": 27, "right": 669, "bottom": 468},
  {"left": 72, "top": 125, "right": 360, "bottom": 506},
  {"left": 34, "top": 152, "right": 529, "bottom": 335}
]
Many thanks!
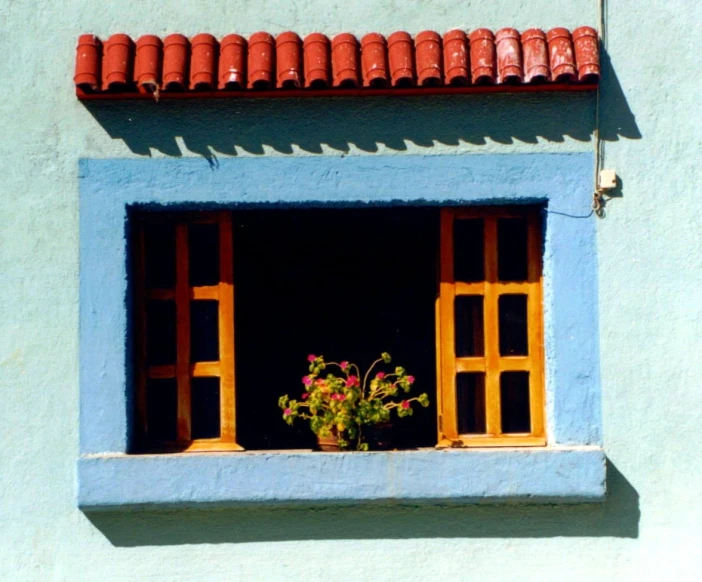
[
  {"left": 191, "top": 377, "right": 221, "bottom": 439},
  {"left": 234, "top": 207, "right": 439, "bottom": 450},
  {"left": 497, "top": 217, "right": 528, "bottom": 281},
  {"left": 146, "top": 378, "right": 178, "bottom": 441},
  {"left": 500, "top": 371, "right": 531, "bottom": 433},
  {"left": 456, "top": 372, "right": 486, "bottom": 434}
]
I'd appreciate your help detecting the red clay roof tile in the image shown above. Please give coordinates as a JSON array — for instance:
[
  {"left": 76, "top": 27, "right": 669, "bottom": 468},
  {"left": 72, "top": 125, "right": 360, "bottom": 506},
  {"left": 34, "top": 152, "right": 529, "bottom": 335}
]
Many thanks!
[{"left": 75, "top": 27, "right": 599, "bottom": 99}]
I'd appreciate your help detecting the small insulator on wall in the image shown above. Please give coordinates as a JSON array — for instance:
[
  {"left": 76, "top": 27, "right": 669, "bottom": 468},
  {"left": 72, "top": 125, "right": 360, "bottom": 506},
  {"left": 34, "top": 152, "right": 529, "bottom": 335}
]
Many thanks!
[
  {"left": 495, "top": 28, "right": 523, "bottom": 84},
  {"left": 572, "top": 26, "right": 600, "bottom": 82},
  {"left": 331, "top": 33, "right": 360, "bottom": 88},
  {"left": 443, "top": 29, "right": 469, "bottom": 86},
  {"left": 303, "top": 33, "right": 330, "bottom": 88},
  {"left": 162, "top": 34, "right": 190, "bottom": 90},
  {"left": 102, "top": 33, "right": 134, "bottom": 90},
  {"left": 134, "top": 35, "right": 162, "bottom": 94},
  {"left": 74, "top": 34, "right": 102, "bottom": 92},
  {"left": 248, "top": 32, "right": 275, "bottom": 90},
  {"left": 387, "top": 31, "right": 415, "bottom": 87},
  {"left": 547, "top": 27, "right": 576, "bottom": 82},
  {"left": 415, "top": 31, "right": 442, "bottom": 86},
  {"left": 276, "top": 32, "right": 303, "bottom": 89},
  {"left": 219, "top": 34, "right": 247, "bottom": 90},
  {"left": 469, "top": 29, "right": 496, "bottom": 84}
]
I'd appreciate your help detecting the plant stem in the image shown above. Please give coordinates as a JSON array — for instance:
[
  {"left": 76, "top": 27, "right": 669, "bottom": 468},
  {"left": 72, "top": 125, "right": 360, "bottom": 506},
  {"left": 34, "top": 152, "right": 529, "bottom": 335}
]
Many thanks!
[{"left": 362, "top": 357, "right": 383, "bottom": 396}]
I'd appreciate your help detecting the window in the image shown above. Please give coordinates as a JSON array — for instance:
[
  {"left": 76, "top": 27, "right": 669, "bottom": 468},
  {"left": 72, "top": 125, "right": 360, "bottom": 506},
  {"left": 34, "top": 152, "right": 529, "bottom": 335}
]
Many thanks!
[
  {"left": 133, "top": 211, "right": 241, "bottom": 451},
  {"left": 78, "top": 153, "right": 605, "bottom": 508},
  {"left": 132, "top": 206, "right": 544, "bottom": 452},
  {"left": 437, "top": 207, "right": 545, "bottom": 447}
]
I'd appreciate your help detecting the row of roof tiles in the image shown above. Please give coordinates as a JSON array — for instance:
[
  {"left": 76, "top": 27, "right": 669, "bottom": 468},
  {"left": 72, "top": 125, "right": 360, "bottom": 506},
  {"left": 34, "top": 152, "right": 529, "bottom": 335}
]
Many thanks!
[{"left": 75, "top": 27, "right": 600, "bottom": 97}]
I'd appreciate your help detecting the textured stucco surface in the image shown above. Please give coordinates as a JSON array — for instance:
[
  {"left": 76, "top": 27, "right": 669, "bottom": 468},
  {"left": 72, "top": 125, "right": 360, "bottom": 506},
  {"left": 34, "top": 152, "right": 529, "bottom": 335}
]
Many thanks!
[{"left": 1, "top": 0, "right": 700, "bottom": 580}]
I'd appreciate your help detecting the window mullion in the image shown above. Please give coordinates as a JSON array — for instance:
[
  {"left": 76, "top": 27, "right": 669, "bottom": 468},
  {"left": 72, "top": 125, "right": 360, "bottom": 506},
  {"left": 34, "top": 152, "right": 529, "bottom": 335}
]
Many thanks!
[
  {"left": 527, "top": 213, "right": 545, "bottom": 439},
  {"left": 134, "top": 221, "right": 148, "bottom": 443},
  {"left": 217, "top": 212, "right": 240, "bottom": 447},
  {"left": 175, "top": 223, "right": 192, "bottom": 443},
  {"left": 483, "top": 217, "right": 501, "bottom": 436},
  {"left": 438, "top": 209, "right": 458, "bottom": 441}
]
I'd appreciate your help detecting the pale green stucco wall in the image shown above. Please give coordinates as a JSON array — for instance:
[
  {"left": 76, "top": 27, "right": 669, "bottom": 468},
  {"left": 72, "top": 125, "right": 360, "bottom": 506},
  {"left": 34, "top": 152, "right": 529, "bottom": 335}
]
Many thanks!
[{"left": 1, "top": 0, "right": 700, "bottom": 579}]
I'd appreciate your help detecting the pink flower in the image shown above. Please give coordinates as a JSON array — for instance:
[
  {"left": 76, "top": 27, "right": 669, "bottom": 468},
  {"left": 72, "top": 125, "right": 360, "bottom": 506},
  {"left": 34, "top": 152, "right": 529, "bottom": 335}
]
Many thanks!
[
  {"left": 331, "top": 393, "right": 346, "bottom": 401},
  {"left": 302, "top": 393, "right": 309, "bottom": 400},
  {"left": 401, "top": 400, "right": 410, "bottom": 409},
  {"left": 284, "top": 408, "right": 292, "bottom": 416},
  {"left": 376, "top": 372, "right": 386, "bottom": 379},
  {"left": 307, "top": 354, "right": 317, "bottom": 362},
  {"left": 406, "top": 375, "right": 415, "bottom": 384},
  {"left": 302, "top": 375, "right": 313, "bottom": 386},
  {"left": 346, "top": 375, "right": 359, "bottom": 387},
  {"left": 340, "top": 361, "right": 349, "bottom": 370}
]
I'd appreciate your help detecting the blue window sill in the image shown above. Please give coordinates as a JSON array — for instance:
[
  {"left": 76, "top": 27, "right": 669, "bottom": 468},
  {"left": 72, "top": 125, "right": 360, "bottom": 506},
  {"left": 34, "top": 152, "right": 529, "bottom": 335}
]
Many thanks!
[{"left": 77, "top": 447, "right": 606, "bottom": 510}]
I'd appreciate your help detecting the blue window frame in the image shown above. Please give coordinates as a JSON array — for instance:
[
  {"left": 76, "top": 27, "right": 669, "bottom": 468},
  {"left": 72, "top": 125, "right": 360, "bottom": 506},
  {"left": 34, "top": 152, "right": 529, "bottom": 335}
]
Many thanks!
[{"left": 78, "top": 153, "right": 604, "bottom": 509}]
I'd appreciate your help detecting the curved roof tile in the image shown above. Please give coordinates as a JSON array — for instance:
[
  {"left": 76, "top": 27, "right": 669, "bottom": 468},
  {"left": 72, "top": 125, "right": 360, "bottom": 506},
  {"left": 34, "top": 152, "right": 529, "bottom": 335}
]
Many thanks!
[{"left": 75, "top": 27, "right": 599, "bottom": 99}]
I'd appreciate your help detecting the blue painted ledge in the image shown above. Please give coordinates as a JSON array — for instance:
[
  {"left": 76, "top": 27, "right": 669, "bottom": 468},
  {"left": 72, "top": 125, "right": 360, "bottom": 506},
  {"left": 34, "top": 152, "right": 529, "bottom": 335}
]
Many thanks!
[{"left": 78, "top": 447, "right": 606, "bottom": 510}]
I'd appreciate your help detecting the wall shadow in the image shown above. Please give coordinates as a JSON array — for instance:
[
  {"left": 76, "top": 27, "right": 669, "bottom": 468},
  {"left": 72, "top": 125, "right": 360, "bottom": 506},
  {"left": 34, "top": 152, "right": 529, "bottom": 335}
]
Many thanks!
[
  {"left": 86, "top": 459, "right": 639, "bottom": 546},
  {"left": 83, "top": 49, "right": 638, "bottom": 160}
]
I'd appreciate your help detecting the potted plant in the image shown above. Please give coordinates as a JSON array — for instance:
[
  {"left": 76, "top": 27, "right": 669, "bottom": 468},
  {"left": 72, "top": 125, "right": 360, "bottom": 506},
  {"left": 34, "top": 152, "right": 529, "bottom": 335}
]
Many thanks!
[{"left": 278, "top": 352, "right": 429, "bottom": 451}]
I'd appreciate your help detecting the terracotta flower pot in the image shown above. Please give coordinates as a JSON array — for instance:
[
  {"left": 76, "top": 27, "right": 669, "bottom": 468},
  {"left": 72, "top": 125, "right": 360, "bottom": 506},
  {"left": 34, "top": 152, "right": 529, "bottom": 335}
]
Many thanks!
[
  {"left": 443, "top": 29, "right": 469, "bottom": 86},
  {"left": 388, "top": 31, "right": 414, "bottom": 87},
  {"left": 572, "top": 26, "right": 600, "bottom": 82},
  {"left": 134, "top": 35, "right": 162, "bottom": 94},
  {"left": 303, "top": 33, "right": 330, "bottom": 88},
  {"left": 74, "top": 34, "right": 101, "bottom": 92},
  {"left": 162, "top": 34, "right": 189, "bottom": 90},
  {"left": 317, "top": 431, "right": 341, "bottom": 452},
  {"left": 521, "top": 28, "right": 549, "bottom": 83},
  {"left": 361, "top": 33, "right": 389, "bottom": 88},
  {"left": 469, "top": 28, "right": 496, "bottom": 84},
  {"left": 219, "top": 34, "right": 246, "bottom": 90},
  {"left": 415, "top": 30, "right": 442, "bottom": 86},
  {"left": 546, "top": 27, "right": 576, "bottom": 82},
  {"left": 331, "top": 33, "right": 360, "bottom": 88}
]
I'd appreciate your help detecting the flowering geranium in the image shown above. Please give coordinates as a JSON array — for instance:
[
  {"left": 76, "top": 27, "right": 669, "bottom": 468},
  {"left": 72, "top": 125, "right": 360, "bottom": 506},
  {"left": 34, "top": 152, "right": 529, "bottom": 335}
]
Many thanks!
[{"left": 279, "top": 352, "right": 429, "bottom": 451}]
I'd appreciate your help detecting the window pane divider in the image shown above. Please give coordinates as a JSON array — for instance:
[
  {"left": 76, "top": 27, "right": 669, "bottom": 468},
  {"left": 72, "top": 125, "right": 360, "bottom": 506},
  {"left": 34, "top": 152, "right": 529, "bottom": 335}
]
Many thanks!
[
  {"left": 146, "top": 288, "right": 174, "bottom": 300},
  {"left": 191, "top": 361, "right": 220, "bottom": 377},
  {"left": 439, "top": 209, "right": 459, "bottom": 441},
  {"left": 483, "top": 216, "right": 502, "bottom": 437},
  {"left": 135, "top": 222, "right": 148, "bottom": 441},
  {"left": 147, "top": 364, "right": 176, "bottom": 379},
  {"left": 217, "top": 212, "right": 241, "bottom": 448},
  {"left": 175, "top": 223, "right": 192, "bottom": 443},
  {"left": 455, "top": 358, "right": 486, "bottom": 373},
  {"left": 191, "top": 285, "right": 219, "bottom": 300},
  {"left": 527, "top": 212, "right": 546, "bottom": 438}
]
